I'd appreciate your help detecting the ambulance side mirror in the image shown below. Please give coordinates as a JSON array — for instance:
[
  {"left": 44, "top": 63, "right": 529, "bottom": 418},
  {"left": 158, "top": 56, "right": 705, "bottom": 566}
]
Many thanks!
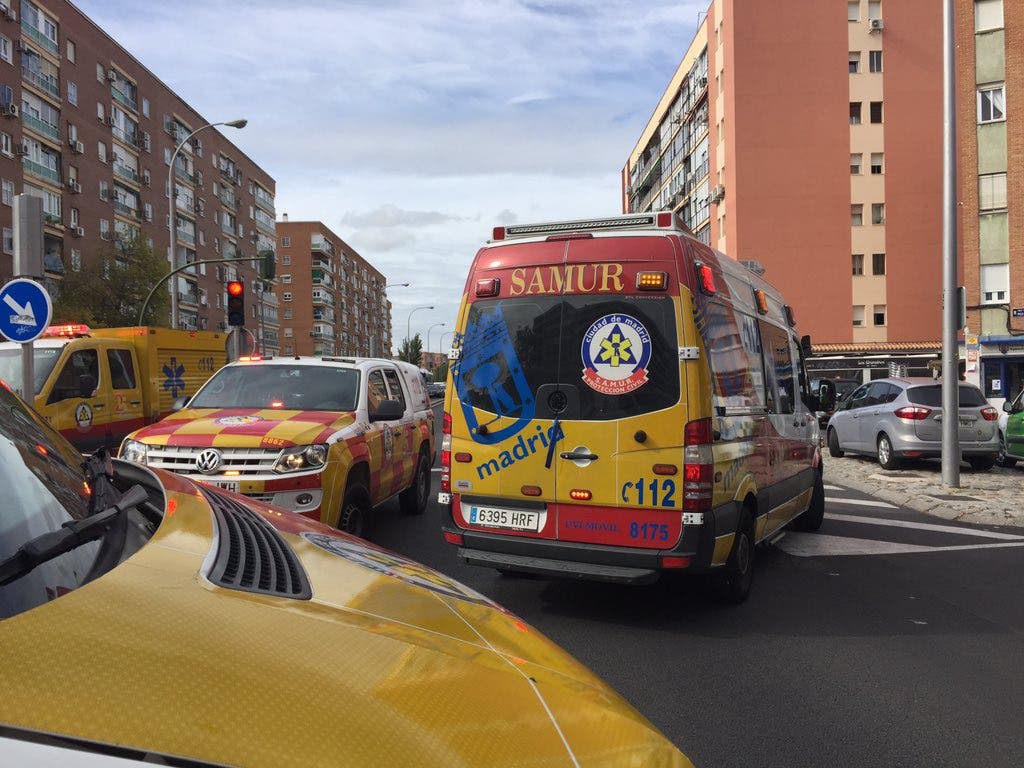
[{"left": 171, "top": 395, "right": 191, "bottom": 412}]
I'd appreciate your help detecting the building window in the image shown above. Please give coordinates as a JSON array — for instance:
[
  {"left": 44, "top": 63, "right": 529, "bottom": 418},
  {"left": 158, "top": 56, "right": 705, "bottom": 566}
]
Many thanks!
[
  {"left": 97, "top": 102, "right": 104, "bottom": 122},
  {"left": 282, "top": 255, "right": 291, "bottom": 266},
  {"left": 850, "top": 153, "right": 862, "bottom": 174},
  {"left": 869, "top": 50, "right": 883, "bottom": 72},
  {"left": 981, "top": 263, "right": 1009, "bottom": 304},
  {"left": 0, "top": 35, "right": 10, "bottom": 64},
  {"left": 868, "top": 0, "right": 882, "bottom": 20},
  {"left": 872, "top": 253, "right": 886, "bottom": 275},
  {"left": 2, "top": 226, "right": 12, "bottom": 255},
  {"left": 1, "top": 179, "right": 12, "bottom": 206},
  {"left": 870, "top": 152, "right": 884, "bottom": 174},
  {"left": 979, "top": 173, "right": 1008, "bottom": 211},
  {"left": 869, "top": 101, "right": 883, "bottom": 123},
  {"left": 284, "top": 328, "right": 294, "bottom": 338},
  {"left": 871, "top": 203, "right": 885, "bottom": 224},
  {"left": 282, "top": 292, "right": 292, "bottom": 302},
  {"left": 848, "top": 1, "right": 860, "bottom": 21},
  {"left": 282, "top": 236, "right": 291, "bottom": 247},
  {"left": 70, "top": 249, "right": 81, "bottom": 270},
  {"left": 100, "top": 219, "right": 110, "bottom": 240},
  {"left": 873, "top": 305, "right": 886, "bottom": 326},
  {"left": 66, "top": 39, "right": 76, "bottom": 62},
  {"left": 851, "top": 204, "right": 864, "bottom": 226},
  {"left": 850, "top": 102, "right": 862, "bottom": 124},
  {"left": 142, "top": 98, "right": 150, "bottom": 118},
  {"left": 281, "top": 274, "right": 292, "bottom": 284},
  {"left": 0, "top": 132, "right": 9, "bottom": 156},
  {"left": 849, "top": 52, "right": 861, "bottom": 73},
  {"left": 283, "top": 308, "right": 292, "bottom": 320},
  {"left": 853, "top": 305, "right": 865, "bottom": 326},
  {"left": 852, "top": 254, "right": 865, "bottom": 275},
  {"left": 67, "top": 81, "right": 77, "bottom": 105},
  {"left": 977, "top": 85, "right": 1005, "bottom": 123},
  {"left": 975, "top": 0, "right": 1003, "bottom": 31}
]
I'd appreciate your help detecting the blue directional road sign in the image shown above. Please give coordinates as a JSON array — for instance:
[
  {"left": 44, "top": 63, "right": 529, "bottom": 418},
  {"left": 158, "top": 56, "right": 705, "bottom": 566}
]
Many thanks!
[{"left": 0, "top": 278, "right": 53, "bottom": 343}]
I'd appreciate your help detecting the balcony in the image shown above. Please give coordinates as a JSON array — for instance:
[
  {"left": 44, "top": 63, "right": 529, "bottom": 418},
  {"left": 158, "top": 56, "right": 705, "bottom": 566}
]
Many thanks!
[
  {"left": 174, "top": 165, "right": 196, "bottom": 185},
  {"left": 311, "top": 239, "right": 334, "bottom": 256},
  {"left": 219, "top": 165, "right": 237, "bottom": 184},
  {"left": 21, "top": 67, "right": 59, "bottom": 99},
  {"left": 110, "top": 84, "right": 137, "bottom": 113},
  {"left": 178, "top": 291, "right": 199, "bottom": 307},
  {"left": 43, "top": 212, "right": 61, "bottom": 227},
  {"left": 112, "top": 125, "right": 140, "bottom": 149},
  {"left": 254, "top": 190, "right": 275, "bottom": 213},
  {"left": 22, "top": 113, "right": 60, "bottom": 142},
  {"left": 311, "top": 293, "right": 330, "bottom": 306},
  {"left": 113, "top": 163, "right": 139, "bottom": 184},
  {"left": 220, "top": 191, "right": 237, "bottom": 210},
  {"left": 113, "top": 200, "right": 138, "bottom": 219},
  {"left": 175, "top": 228, "right": 196, "bottom": 245},
  {"left": 21, "top": 23, "right": 58, "bottom": 55},
  {"left": 221, "top": 220, "right": 235, "bottom": 236},
  {"left": 312, "top": 328, "right": 336, "bottom": 341},
  {"left": 255, "top": 218, "right": 276, "bottom": 236},
  {"left": 22, "top": 157, "right": 60, "bottom": 185},
  {"left": 312, "top": 258, "right": 333, "bottom": 271}
]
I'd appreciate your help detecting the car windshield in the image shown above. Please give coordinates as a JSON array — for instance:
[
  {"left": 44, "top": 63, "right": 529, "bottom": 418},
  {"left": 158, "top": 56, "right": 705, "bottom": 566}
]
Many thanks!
[
  {"left": 906, "top": 384, "right": 988, "bottom": 407},
  {"left": 0, "top": 383, "right": 98, "bottom": 620},
  {"left": 0, "top": 346, "right": 64, "bottom": 398},
  {"left": 189, "top": 364, "right": 360, "bottom": 411}
]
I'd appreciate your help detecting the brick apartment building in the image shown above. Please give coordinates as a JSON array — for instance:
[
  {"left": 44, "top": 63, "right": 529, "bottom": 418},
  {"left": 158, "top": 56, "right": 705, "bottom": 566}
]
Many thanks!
[
  {"left": 623, "top": 0, "right": 947, "bottom": 383},
  {"left": 274, "top": 218, "right": 393, "bottom": 358},
  {"left": 1, "top": 0, "right": 278, "bottom": 349}
]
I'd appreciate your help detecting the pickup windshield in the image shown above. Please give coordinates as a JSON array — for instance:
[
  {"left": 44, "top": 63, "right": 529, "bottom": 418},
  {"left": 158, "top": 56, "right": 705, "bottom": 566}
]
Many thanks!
[
  {"left": 189, "top": 365, "right": 360, "bottom": 411},
  {"left": 0, "top": 346, "right": 63, "bottom": 397}
]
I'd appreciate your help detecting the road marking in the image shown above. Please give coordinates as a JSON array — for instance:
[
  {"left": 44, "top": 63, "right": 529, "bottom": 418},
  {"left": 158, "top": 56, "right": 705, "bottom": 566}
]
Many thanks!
[
  {"left": 824, "top": 484, "right": 844, "bottom": 491},
  {"left": 825, "top": 496, "right": 896, "bottom": 509},
  {"left": 776, "top": 534, "right": 1024, "bottom": 557},
  {"left": 826, "top": 513, "right": 1024, "bottom": 540}
]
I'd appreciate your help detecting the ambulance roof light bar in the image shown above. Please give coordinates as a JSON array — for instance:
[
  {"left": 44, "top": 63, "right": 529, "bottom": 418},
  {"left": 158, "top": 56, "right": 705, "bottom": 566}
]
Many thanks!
[
  {"left": 492, "top": 212, "right": 681, "bottom": 242},
  {"left": 43, "top": 324, "right": 92, "bottom": 338}
]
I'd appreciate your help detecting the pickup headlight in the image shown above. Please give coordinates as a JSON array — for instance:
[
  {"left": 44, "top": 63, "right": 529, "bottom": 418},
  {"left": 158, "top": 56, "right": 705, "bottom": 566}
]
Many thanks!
[
  {"left": 273, "top": 444, "right": 328, "bottom": 473},
  {"left": 121, "top": 439, "right": 149, "bottom": 465}
]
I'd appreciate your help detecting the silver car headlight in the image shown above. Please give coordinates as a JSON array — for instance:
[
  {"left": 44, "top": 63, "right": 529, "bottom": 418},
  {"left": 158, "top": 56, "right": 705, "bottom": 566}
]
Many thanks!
[
  {"left": 273, "top": 444, "right": 328, "bottom": 473},
  {"left": 120, "top": 439, "right": 149, "bottom": 465}
]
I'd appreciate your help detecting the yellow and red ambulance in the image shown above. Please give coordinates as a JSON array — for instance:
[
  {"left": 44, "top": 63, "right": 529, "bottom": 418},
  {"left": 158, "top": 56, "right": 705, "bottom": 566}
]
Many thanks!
[
  {"left": 440, "top": 213, "right": 825, "bottom": 602},
  {"left": 121, "top": 355, "right": 435, "bottom": 537}
]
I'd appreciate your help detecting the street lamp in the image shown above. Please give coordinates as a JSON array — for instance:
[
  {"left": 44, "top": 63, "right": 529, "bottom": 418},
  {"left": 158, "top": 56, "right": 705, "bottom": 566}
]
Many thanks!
[
  {"left": 168, "top": 118, "right": 247, "bottom": 329},
  {"left": 385, "top": 282, "right": 410, "bottom": 288},
  {"left": 406, "top": 305, "right": 434, "bottom": 346},
  {"left": 438, "top": 330, "right": 453, "bottom": 356},
  {"left": 426, "top": 322, "right": 446, "bottom": 366}
]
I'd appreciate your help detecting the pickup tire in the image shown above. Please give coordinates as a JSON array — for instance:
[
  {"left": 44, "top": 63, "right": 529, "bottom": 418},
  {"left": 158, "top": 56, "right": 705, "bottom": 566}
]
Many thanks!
[
  {"left": 399, "top": 446, "right": 431, "bottom": 516},
  {"left": 339, "top": 480, "right": 371, "bottom": 539}
]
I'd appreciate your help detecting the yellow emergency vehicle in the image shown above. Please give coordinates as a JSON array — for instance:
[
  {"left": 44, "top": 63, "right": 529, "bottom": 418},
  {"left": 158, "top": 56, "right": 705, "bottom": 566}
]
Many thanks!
[
  {"left": 440, "top": 213, "right": 825, "bottom": 603},
  {"left": 0, "top": 324, "right": 226, "bottom": 452}
]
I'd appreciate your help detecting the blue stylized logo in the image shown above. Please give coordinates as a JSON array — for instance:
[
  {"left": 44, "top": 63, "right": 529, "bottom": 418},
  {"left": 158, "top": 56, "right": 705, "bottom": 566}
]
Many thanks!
[{"left": 162, "top": 357, "right": 185, "bottom": 397}]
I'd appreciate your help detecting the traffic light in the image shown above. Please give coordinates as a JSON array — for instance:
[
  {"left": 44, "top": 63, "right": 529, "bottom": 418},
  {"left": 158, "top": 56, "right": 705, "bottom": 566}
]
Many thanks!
[
  {"left": 258, "top": 249, "right": 276, "bottom": 281},
  {"left": 226, "top": 280, "right": 245, "bottom": 326}
]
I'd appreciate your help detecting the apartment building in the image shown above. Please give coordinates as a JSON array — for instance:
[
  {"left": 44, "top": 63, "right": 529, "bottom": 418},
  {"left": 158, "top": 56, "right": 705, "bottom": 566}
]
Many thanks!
[
  {"left": 957, "top": 0, "right": 1022, "bottom": 406},
  {"left": 623, "top": 0, "right": 945, "bottom": 381},
  {"left": 274, "top": 219, "right": 393, "bottom": 358},
  {"left": 1, "top": 0, "right": 278, "bottom": 348}
]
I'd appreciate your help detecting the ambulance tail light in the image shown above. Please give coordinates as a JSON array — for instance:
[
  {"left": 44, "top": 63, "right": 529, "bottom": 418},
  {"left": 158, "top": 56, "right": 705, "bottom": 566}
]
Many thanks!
[
  {"left": 656, "top": 212, "right": 674, "bottom": 228},
  {"left": 492, "top": 226, "right": 506, "bottom": 241},
  {"left": 440, "top": 411, "right": 452, "bottom": 492},
  {"left": 682, "top": 418, "right": 713, "bottom": 512},
  {"left": 695, "top": 263, "right": 717, "bottom": 295}
]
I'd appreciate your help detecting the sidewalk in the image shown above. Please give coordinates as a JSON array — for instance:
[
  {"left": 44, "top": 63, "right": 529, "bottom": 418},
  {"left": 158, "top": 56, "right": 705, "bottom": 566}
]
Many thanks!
[{"left": 822, "top": 454, "right": 1024, "bottom": 529}]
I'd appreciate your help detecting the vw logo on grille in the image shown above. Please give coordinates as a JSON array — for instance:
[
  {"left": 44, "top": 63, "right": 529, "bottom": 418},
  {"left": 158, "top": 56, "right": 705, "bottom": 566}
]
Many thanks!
[{"left": 195, "top": 448, "right": 223, "bottom": 474}]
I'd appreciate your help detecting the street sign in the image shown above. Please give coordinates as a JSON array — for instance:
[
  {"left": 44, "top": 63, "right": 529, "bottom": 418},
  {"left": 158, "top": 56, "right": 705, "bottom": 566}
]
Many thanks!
[
  {"left": 1013, "top": 308, "right": 1024, "bottom": 318},
  {"left": 0, "top": 278, "right": 52, "bottom": 343}
]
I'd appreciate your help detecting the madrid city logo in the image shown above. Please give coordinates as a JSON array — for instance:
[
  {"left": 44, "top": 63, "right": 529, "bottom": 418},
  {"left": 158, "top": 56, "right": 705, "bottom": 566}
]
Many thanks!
[{"left": 580, "top": 313, "right": 652, "bottom": 396}]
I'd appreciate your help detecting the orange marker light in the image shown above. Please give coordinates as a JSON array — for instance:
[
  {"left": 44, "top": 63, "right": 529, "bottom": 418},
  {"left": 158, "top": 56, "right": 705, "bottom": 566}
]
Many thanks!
[
  {"left": 569, "top": 489, "right": 592, "bottom": 501},
  {"left": 754, "top": 289, "right": 769, "bottom": 315},
  {"left": 636, "top": 271, "right": 668, "bottom": 291}
]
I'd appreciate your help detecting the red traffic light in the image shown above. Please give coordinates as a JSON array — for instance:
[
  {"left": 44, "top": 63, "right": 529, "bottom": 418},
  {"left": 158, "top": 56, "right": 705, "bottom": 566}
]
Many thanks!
[{"left": 227, "top": 280, "right": 244, "bottom": 296}]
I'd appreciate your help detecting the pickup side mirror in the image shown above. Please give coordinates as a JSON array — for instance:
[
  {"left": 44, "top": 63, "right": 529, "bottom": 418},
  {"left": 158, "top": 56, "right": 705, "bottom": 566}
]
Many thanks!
[
  {"left": 369, "top": 399, "right": 404, "bottom": 422},
  {"left": 171, "top": 395, "right": 191, "bottom": 412}
]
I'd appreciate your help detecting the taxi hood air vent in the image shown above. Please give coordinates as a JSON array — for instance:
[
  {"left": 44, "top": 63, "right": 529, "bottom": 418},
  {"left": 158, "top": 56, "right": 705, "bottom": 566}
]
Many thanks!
[{"left": 200, "top": 487, "right": 312, "bottom": 600}]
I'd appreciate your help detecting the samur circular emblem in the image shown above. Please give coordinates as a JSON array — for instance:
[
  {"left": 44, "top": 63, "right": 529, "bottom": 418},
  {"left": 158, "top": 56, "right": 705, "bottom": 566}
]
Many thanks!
[{"left": 580, "top": 313, "right": 652, "bottom": 395}]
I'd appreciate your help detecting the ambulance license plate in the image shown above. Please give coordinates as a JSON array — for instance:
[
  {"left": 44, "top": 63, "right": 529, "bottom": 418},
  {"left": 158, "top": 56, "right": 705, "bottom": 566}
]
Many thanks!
[{"left": 468, "top": 505, "right": 541, "bottom": 532}]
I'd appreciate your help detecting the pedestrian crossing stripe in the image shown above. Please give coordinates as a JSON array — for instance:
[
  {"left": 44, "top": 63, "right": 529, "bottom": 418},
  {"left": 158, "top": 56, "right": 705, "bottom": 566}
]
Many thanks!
[{"left": 825, "top": 496, "right": 896, "bottom": 509}]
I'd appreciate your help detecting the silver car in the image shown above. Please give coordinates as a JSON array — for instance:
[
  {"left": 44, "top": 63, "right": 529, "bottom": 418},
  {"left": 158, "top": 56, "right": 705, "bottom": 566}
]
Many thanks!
[{"left": 825, "top": 377, "right": 999, "bottom": 471}]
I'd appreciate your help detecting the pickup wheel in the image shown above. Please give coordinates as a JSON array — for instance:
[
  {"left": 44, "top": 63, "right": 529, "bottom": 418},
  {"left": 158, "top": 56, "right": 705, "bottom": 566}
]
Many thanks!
[
  {"left": 338, "top": 481, "right": 371, "bottom": 539},
  {"left": 399, "top": 447, "right": 431, "bottom": 516}
]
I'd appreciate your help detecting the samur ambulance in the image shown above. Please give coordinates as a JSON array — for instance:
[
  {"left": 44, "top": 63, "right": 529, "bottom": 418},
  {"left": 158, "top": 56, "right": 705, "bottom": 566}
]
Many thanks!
[
  {"left": 0, "top": 324, "right": 226, "bottom": 452},
  {"left": 439, "top": 213, "right": 826, "bottom": 603}
]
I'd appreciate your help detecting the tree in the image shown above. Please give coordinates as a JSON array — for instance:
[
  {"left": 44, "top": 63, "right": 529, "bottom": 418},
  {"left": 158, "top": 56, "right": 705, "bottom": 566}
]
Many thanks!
[
  {"left": 398, "top": 334, "right": 423, "bottom": 365},
  {"left": 52, "top": 235, "right": 170, "bottom": 327},
  {"left": 433, "top": 360, "right": 449, "bottom": 382}
]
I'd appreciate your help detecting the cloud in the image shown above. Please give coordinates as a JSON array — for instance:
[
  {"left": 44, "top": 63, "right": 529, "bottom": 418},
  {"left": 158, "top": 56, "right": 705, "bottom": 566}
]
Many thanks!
[{"left": 340, "top": 204, "right": 461, "bottom": 229}]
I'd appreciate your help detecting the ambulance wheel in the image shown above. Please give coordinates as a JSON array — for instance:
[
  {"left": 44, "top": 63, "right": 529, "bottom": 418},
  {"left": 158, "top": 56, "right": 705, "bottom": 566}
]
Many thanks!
[
  {"left": 827, "top": 428, "right": 844, "bottom": 458},
  {"left": 339, "top": 482, "right": 370, "bottom": 538},
  {"left": 715, "top": 512, "right": 755, "bottom": 605},
  {"left": 793, "top": 469, "right": 825, "bottom": 532},
  {"left": 400, "top": 447, "right": 431, "bottom": 516}
]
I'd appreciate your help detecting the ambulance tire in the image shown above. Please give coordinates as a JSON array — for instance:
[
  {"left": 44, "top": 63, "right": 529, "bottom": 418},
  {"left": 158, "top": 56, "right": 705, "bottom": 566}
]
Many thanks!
[
  {"left": 793, "top": 469, "right": 825, "bottom": 532},
  {"left": 715, "top": 511, "right": 755, "bottom": 605},
  {"left": 339, "top": 481, "right": 371, "bottom": 539},
  {"left": 827, "top": 428, "right": 844, "bottom": 458},
  {"left": 400, "top": 447, "right": 431, "bottom": 516}
]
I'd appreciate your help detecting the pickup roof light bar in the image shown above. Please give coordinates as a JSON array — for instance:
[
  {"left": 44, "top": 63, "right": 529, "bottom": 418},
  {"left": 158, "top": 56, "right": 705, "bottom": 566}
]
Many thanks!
[{"left": 492, "top": 212, "right": 678, "bottom": 242}]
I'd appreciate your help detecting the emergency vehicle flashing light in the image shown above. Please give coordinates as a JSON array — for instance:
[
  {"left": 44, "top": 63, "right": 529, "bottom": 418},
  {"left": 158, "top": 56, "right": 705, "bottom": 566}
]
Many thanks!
[{"left": 43, "top": 323, "right": 92, "bottom": 338}]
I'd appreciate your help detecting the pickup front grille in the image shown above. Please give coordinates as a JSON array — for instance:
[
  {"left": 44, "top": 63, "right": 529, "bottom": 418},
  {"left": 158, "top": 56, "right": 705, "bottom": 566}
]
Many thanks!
[
  {"left": 145, "top": 445, "right": 280, "bottom": 475},
  {"left": 200, "top": 486, "right": 312, "bottom": 600}
]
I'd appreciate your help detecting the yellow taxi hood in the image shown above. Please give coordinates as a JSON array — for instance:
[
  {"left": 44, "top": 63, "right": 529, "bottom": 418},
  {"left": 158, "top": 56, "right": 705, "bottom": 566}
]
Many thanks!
[
  {"left": 0, "top": 471, "right": 691, "bottom": 768},
  {"left": 128, "top": 407, "right": 357, "bottom": 448}
]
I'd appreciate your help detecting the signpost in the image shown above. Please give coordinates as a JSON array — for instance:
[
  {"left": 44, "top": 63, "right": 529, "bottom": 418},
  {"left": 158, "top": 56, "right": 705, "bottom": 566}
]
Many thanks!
[{"left": 0, "top": 278, "right": 53, "bottom": 397}]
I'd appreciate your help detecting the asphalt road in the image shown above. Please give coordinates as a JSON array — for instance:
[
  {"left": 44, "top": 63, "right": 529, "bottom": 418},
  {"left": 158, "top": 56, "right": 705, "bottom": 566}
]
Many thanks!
[{"left": 370, "top": 401, "right": 1024, "bottom": 768}]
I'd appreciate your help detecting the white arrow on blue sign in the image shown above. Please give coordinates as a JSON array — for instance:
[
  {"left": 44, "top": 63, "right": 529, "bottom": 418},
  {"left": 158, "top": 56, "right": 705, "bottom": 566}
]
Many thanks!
[{"left": 0, "top": 278, "right": 53, "bottom": 343}]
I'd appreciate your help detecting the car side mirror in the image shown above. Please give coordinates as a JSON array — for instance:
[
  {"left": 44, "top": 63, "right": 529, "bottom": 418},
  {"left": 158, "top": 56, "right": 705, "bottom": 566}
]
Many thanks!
[
  {"left": 171, "top": 395, "right": 191, "bottom": 412},
  {"left": 78, "top": 374, "right": 97, "bottom": 399},
  {"left": 370, "top": 399, "right": 404, "bottom": 422}
]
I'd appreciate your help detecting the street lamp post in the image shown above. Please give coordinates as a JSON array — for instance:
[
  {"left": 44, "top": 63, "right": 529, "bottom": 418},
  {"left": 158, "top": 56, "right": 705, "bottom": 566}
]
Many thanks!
[
  {"left": 406, "top": 305, "right": 434, "bottom": 347},
  {"left": 168, "top": 118, "right": 247, "bottom": 329},
  {"left": 426, "top": 322, "right": 446, "bottom": 370},
  {"left": 438, "top": 330, "right": 453, "bottom": 356}
]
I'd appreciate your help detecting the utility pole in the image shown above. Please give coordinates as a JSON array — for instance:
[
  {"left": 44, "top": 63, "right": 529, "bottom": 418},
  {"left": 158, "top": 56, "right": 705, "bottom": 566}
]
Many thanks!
[{"left": 941, "top": 0, "right": 960, "bottom": 486}]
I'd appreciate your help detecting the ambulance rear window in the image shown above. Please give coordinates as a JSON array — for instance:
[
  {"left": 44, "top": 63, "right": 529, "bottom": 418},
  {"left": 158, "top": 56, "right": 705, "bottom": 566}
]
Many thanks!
[{"left": 455, "top": 295, "right": 678, "bottom": 421}]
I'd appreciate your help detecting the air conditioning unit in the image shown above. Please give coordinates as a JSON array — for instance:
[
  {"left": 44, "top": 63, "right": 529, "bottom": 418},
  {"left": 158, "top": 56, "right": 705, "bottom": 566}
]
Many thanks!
[
  {"left": 108, "top": 115, "right": 116, "bottom": 126},
  {"left": 4, "top": 5, "right": 15, "bottom": 21},
  {"left": 142, "top": 170, "right": 151, "bottom": 186},
  {"left": 698, "top": 76, "right": 708, "bottom": 89},
  {"left": 1, "top": 103, "right": 17, "bottom": 118},
  {"left": 709, "top": 184, "right": 726, "bottom": 203},
  {"left": 142, "top": 132, "right": 151, "bottom": 151},
  {"left": 870, "top": 18, "right": 884, "bottom": 31},
  {"left": 14, "top": 143, "right": 28, "bottom": 156},
  {"left": 72, "top": 140, "right": 84, "bottom": 154},
  {"left": 107, "top": 69, "right": 117, "bottom": 82},
  {"left": 72, "top": 226, "right": 84, "bottom": 238},
  {"left": 67, "top": 179, "right": 82, "bottom": 194}
]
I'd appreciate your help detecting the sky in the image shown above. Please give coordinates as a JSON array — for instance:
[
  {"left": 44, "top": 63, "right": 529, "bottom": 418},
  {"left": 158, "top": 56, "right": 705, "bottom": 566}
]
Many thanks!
[{"left": 75, "top": 0, "right": 706, "bottom": 353}]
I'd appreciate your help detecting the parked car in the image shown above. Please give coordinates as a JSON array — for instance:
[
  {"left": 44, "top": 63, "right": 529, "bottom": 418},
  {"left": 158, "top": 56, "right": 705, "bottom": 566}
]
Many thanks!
[
  {"left": 825, "top": 377, "right": 1000, "bottom": 470},
  {"left": 427, "top": 381, "right": 446, "bottom": 398},
  {"left": 810, "top": 377, "right": 861, "bottom": 428},
  {"left": 998, "top": 387, "right": 1024, "bottom": 467},
  {"left": 0, "top": 381, "right": 692, "bottom": 767}
]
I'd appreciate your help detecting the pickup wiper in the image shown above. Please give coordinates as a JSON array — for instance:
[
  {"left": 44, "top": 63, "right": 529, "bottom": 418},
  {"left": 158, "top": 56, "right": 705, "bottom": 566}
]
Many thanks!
[{"left": 0, "top": 485, "right": 148, "bottom": 587}]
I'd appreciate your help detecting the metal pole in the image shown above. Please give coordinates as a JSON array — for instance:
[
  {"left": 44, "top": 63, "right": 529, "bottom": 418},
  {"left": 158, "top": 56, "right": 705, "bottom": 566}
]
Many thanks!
[
  {"left": 941, "top": 0, "right": 960, "bottom": 486},
  {"left": 406, "top": 305, "right": 434, "bottom": 347}
]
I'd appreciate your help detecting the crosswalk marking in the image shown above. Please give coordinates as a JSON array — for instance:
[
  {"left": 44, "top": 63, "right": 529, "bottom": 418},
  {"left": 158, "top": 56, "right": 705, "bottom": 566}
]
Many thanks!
[
  {"left": 823, "top": 484, "right": 844, "bottom": 491},
  {"left": 825, "top": 495, "right": 896, "bottom": 509},
  {"left": 776, "top": 534, "right": 1024, "bottom": 557},
  {"left": 826, "top": 513, "right": 1024, "bottom": 541}
]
